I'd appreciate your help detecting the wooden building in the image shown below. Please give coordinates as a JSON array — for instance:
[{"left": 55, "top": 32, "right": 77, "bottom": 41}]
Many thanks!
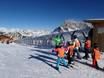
[
  {"left": 84, "top": 19, "right": 104, "bottom": 51},
  {"left": 0, "top": 35, "right": 13, "bottom": 44}
]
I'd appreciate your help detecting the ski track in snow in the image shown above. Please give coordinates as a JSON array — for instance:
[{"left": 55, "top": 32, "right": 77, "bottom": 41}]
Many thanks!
[{"left": 0, "top": 43, "right": 104, "bottom": 78}]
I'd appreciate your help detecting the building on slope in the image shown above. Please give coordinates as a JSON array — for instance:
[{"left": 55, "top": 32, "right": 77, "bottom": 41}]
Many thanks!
[{"left": 84, "top": 19, "right": 104, "bottom": 51}]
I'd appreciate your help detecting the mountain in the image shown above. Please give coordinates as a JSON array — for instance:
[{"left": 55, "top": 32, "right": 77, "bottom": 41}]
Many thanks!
[
  {"left": 53, "top": 20, "right": 93, "bottom": 35},
  {"left": 0, "top": 27, "right": 50, "bottom": 37}
]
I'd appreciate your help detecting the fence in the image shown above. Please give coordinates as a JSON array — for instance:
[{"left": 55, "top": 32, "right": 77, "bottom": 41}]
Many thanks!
[{"left": 15, "top": 35, "right": 52, "bottom": 47}]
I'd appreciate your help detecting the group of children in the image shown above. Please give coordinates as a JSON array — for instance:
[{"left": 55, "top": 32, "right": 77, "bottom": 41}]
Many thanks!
[{"left": 52, "top": 34, "right": 101, "bottom": 71}]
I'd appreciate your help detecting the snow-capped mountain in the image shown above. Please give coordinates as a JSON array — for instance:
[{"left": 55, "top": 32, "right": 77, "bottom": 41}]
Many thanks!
[
  {"left": 52, "top": 20, "right": 93, "bottom": 38},
  {"left": 0, "top": 27, "right": 50, "bottom": 37},
  {"left": 53, "top": 20, "right": 93, "bottom": 33}
]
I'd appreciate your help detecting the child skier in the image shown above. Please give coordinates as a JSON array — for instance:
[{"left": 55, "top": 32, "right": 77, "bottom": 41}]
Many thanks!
[
  {"left": 73, "top": 35, "right": 81, "bottom": 59},
  {"left": 54, "top": 45, "right": 68, "bottom": 71},
  {"left": 83, "top": 37, "right": 91, "bottom": 60},
  {"left": 92, "top": 44, "right": 101, "bottom": 69},
  {"left": 53, "top": 35, "right": 61, "bottom": 47},
  {"left": 52, "top": 34, "right": 65, "bottom": 55},
  {"left": 67, "top": 41, "right": 75, "bottom": 65}
]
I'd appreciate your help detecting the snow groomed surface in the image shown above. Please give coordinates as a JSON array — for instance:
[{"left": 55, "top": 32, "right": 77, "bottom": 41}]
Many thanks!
[{"left": 0, "top": 43, "right": 104, "bottom": 78}]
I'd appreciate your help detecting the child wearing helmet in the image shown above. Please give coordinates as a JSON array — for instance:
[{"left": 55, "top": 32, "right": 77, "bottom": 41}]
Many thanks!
[{"left": 55, "top": 45, "right": 68, "bottom": 71}]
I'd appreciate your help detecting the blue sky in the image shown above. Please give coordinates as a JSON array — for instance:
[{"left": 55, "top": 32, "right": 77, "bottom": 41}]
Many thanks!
[{"left": 0, "top": 0, "right": 104, "bottom": 30}]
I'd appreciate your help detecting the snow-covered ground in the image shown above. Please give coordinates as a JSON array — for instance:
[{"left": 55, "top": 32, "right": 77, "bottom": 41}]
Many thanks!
[{"left": 0, "top": 43, "right": 104, "bottom": 78}]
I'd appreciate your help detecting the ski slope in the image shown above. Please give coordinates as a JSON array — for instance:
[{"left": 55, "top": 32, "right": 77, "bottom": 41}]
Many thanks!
[{"left": 0, "top": 43, "right": 104, "bottom": 78}]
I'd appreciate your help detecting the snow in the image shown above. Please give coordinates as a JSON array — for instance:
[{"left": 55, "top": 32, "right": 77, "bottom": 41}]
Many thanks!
[{"left": 0, "top": 43, "right": 104, "bottom": 78}]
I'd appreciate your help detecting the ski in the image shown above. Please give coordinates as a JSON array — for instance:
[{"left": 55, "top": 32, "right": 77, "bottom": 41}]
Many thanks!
[
  {"left": 55, "top": 67, "right": 61, "bottom": 73},
  {"left": 69, "top": 64, "right": 78, "bottom": 70}
]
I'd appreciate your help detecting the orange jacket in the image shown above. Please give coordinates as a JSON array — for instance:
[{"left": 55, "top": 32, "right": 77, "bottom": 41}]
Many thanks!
[
  {"left": 68, "top": 45, "right": 75, "bottom": 56},
  {"left": 55, "top": 48, "right": 65, "bottom": 57},
  {"left": 93, "top": 48, "right": 101, "bottom": 61},
  {"left": 85, "top": 40, "right": 91, "bottom": 49}
]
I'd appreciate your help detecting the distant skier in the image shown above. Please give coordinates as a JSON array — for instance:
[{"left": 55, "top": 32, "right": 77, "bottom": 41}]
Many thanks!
[
  {"left": 83, "top": 37, "right": 91, "bottom": 60},
  {"left": 54, "top": 45, "right": 68, "bottom": 71},
  {"left": 92, "top": 43, "right": 101, "bottom": 69}
]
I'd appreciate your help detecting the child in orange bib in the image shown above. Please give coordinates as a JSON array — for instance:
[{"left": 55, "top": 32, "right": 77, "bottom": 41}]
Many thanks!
[
  {"left": 55, "top": 45, "right": 68, "bottom": 71},
  {"left": 92, "top": 44, "right": 101, "bottom": 69},
  {"left": 67, "top": 41, "right": 75, "bottom": 65}
]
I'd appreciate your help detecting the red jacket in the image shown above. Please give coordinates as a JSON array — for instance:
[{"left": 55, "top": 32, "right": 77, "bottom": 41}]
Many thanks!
[{"left": 85, "top": 40, "right": 91, "bottom": 49}]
